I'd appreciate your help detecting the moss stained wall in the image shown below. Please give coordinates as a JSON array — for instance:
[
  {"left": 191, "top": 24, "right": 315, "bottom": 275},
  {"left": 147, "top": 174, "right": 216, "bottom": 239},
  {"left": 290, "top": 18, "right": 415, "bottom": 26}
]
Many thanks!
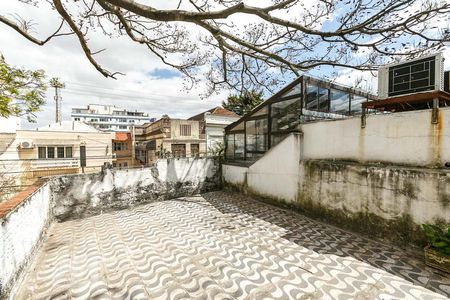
[
  {"left": 297, "top": 160, "right": 450, "bottom": 245},
  {"left": 223, "top": 159, "right": 450, "bottom": 247}
]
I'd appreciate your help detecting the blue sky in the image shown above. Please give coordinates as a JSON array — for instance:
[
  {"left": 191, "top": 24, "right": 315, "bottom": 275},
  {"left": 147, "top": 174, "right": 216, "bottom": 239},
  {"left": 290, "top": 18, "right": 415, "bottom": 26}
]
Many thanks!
[{"left": 146, "top": 69, "right": 182, "bottom": 79}]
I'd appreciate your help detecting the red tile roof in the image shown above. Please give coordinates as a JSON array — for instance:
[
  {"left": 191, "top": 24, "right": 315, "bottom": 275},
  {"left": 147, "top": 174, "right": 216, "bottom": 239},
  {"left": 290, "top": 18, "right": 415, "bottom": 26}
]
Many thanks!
[
  {"left": 0, "top": 180, "right": 46, "bottom": 219},
  {"left": 210, "top": 107, "right": 239, "bottom": 117},
  {"left": 189, "top": 106, "right": 239, "bottom": 120},
  {"left": 114, "top": 132, "right": 132, "bottom": 141}
]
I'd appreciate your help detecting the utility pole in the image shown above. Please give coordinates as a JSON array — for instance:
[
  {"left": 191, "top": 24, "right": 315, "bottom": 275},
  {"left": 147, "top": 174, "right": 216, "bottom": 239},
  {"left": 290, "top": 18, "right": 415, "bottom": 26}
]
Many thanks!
[{"left": 50, "top": 78, "right": 65, "bottom": 123}]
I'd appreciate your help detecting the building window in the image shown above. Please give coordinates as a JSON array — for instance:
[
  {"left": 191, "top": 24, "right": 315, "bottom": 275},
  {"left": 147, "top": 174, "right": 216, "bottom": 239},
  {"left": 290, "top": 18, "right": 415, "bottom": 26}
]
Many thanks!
[
  {"left": 191, "top": 144, "right": 199, "bottom": 157},
  {"left": 119, "top": 119, "right": 127, "bottom": 122},
  {"left": 99, "top": 118, "right": 109, "bottom": 122},
  {"left": 74, "top": 117, "right": 80, "bottom": 121},
  {"left": 38, "top": 146, "right": 73, "bottom": 159},
  {"left": 65, "top": 147, "right": 73, "bottom": 158},
  {"left": 47, "top": 147, "right": 55, "bottom": 158},
  {"left": 123, "top": 162, "right": 128, "bottom": 167},
  {"left": 38, "top": 147, "right": 46, "bottom": 159},
  {"left": 180, "top": 124, "right": 191, "bottom": 136},
  {"left": 57, "top": 147, "right": 65, "bottom": 158},
  {"left": 172, "top": 144, "right": 186, "bottom": 157},
  {"left": 119, "top": 125, "right": 127, "bottom": 129},
  {"left": 113, "top": 142, "right": 128, "bottom": 151}
]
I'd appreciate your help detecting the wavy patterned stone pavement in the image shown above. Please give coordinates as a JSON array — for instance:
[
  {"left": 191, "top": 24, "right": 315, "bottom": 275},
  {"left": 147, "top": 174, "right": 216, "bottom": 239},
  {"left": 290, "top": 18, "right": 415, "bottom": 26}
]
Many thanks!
[{"left": 17, "top": 191, "right": 450, "bottom": 299}]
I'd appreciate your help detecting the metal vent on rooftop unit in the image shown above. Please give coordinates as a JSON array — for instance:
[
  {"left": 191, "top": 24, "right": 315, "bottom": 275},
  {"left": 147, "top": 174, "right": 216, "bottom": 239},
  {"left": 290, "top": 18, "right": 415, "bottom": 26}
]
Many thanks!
[
  {"left": 445, "top": 71, "right": 450, "bottom": 93},
  {"left": 378, "top": 53, "right": 444, "bottom": 99}
]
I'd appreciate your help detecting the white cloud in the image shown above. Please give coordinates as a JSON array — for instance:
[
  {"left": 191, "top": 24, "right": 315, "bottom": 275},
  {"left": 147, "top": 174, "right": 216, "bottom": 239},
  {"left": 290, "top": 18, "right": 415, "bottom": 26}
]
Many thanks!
[
  {"left": 0, "top": 1, "right": 226, "bottom": 129},
  {"left": 1, "top": 0, "right": 449, "bottom": 130}
]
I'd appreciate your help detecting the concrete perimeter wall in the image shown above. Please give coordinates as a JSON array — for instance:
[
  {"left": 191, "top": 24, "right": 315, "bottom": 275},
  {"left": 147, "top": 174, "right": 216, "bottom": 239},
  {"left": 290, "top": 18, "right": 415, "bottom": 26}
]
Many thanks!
[
  {"left": 50, "top": 158, "right": 220, "bottom": 221},
  {"left": 223, "top": 110, "right": 450, "bottom": 245},
  {"left": 0, "top": 183, "right": 51, "bottom": 299},
  {"left": 302, "top": 108, "right": 450, "bottom": 167}
]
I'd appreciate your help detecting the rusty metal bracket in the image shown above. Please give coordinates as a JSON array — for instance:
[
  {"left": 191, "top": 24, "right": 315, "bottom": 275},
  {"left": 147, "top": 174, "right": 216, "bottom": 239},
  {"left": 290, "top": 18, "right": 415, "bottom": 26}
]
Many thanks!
[
  {"left": 432, "top": 98, "right": 439, "bottom": 124},
  {"left": 361, "top": 109, "right": 366, "bottom": 128}
]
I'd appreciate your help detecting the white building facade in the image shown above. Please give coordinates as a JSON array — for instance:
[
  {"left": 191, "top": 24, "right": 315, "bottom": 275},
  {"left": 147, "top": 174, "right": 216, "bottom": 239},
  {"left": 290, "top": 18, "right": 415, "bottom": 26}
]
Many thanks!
[
  {"left": 189, "top": 107, "right": 240, "bottom": 154},
  {"left": 71, "top": 104, "right": 155, "bottom": 132}
]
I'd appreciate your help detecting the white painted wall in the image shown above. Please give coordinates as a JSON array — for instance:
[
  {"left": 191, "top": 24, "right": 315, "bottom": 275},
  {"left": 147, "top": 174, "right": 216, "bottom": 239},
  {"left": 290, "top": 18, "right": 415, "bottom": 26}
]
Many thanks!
[
  {"left": 205, "top": 114, "right": 239, "bottom": 153},
  {"left": 301, "top": 108, "right": 450, "bottom": 167},
  {"left": 0, "top": 183, "right": 51, "bottom": 297},
  {"left": 222, "top": 164, "right": 248, "bottom": 186},
  {"left": 247, "top": 134, "right": 301, "bottom": 203},
  {"left": 51, "top": 158, "right": 220, "bottom": 220},
  {"left": 222, "top": 108, "right": 450, "bottom": 233},
  {"left": 88, "top": 158, "right": 217, "bottom": 197}
]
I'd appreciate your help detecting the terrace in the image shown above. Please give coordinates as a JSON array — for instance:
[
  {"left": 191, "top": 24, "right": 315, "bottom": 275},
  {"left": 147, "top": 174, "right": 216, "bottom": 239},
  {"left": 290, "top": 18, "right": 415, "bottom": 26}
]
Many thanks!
[
  {"left": 0, "top": 157, "right": 449, "bottom": 299},
  {"left": 3, "top": 74, "right": 450, "bottom": 299}
]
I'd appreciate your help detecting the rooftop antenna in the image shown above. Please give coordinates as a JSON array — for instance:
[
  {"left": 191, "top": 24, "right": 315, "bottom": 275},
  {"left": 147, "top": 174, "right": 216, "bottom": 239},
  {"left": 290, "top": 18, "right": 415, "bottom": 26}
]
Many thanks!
[{"left": 50, "top": 78, "right": 65, "bottom": 123}]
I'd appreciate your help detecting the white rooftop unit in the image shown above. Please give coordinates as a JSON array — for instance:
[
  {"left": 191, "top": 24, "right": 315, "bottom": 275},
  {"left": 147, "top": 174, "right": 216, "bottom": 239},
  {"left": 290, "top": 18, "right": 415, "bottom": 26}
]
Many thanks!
[{"left": 378, "top": 52, "right": 445, "bottom": 99}]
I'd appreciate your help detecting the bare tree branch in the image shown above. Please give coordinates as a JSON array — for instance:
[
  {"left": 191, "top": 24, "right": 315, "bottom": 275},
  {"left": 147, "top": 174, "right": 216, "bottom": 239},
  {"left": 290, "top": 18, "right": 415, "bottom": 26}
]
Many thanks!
[{"left": 0, "top": 0, "right": 449, "bottom": 93}]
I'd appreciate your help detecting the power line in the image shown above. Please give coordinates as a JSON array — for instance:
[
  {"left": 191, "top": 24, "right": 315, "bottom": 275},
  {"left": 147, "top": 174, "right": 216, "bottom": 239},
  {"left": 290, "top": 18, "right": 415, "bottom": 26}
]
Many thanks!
[
  {"left": 64, "top": 88, "right": 185, "bottom": 102},
  {"left": 66, "top": 81, "right": 191, "bottom": 99}
]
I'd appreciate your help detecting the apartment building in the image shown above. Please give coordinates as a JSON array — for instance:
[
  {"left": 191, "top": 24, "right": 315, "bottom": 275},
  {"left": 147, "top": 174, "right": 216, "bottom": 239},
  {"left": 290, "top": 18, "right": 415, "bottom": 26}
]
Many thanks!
[
  {"left": 189, "top": 107, "right": 239, "bottom": 154},
  {"left": 0, "top": 121, "right": 114, "bottom": 183},
  {"left": 136, "top": 116, "right": 206, "bottom": 165},
  {"left": 71, "top": 104, "right": 155, "bottom": 132}
]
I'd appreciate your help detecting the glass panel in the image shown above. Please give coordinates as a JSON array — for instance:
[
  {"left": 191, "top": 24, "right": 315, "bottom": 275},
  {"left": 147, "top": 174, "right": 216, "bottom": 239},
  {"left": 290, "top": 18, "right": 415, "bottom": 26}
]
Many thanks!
[
  {"left": 271, "top": 98, "right": 300, "bottom": 132},
  {"left": 38, "top": 147, "right": 46, "bottom": 159},
  {"left": 282, "top": 83, "right": 301, "bottom": 97},
  {"left": 305, "top": 84, "right": 318, "bottom": 110},
  {"left": 318, "top": 87, "right": 329, "bottom": 112},
  {"left": 256, "top": 119, "right": 268, "bottom": 152},
  {"left": 57, "top": 147, "right": 65, "bottom": 158},
  {"left": 245, "top": 120, "right": 256, "bottom": 152},
  {"left": 65, "top": 147, "right": 73, "bottom": 158},
  {"left": 229, "top": 120, "right": 245, "bottom": 132},
  {"left": 226, "top": 135, "right": 234, "bottom": 159},
  {"left": 350, "top": 95, "right": 367, "bottom": 115},
  {"left": 47, "top": 147, "right": 55, "bottom": 158},
  {"left": 271, "top": 133, "right": 288, "bottom": 148},
  {"left": 235, "top": 134, "right": 245, "bottom": 159},
  {"left": 245, "top": 152, "right": 264, "bottom": 160},
  {"left": 250, "top": 105, "right": 268, "bottom": 117},
  {"left": 330, "top": 89, "right": 350, "bottom": 115}
]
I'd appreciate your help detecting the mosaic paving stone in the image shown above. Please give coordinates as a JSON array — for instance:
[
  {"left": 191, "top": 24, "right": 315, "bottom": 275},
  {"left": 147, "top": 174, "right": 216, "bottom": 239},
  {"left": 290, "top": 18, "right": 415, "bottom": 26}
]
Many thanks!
[{"left": 17, "top": 191, "right": 450, "bottom": 299}]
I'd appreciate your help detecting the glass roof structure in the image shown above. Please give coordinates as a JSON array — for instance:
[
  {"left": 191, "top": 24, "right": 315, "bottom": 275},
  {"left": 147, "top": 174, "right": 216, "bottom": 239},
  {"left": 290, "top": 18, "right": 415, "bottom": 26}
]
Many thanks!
[{"left": 224, "top": 75, "right": 376, "bottom": 162}]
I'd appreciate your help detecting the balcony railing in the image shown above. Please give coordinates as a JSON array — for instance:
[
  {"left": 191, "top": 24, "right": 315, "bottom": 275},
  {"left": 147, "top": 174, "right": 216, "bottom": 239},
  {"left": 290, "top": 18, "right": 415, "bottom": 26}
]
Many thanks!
[{"left": 31, "top": 159, "right": 79, "bottom": 169}]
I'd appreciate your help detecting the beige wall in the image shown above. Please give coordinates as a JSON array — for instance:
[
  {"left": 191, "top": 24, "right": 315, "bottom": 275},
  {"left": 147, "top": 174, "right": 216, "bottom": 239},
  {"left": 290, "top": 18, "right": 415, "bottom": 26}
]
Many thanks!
[
  {"left": 143, "top": 119, "right": 206, "bottom": 164},
  {"left": 169, "top": 119, "right": 201, "bottom": 140},
  {"left": 300, "top": 107, "right": 450, "bottom": 167}
]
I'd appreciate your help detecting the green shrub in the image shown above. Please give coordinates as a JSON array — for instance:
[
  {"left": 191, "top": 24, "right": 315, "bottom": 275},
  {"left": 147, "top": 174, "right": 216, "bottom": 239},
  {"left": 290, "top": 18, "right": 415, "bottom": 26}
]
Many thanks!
[{"left": 422, "top": 224, "right": 450, "bottom": 255}]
